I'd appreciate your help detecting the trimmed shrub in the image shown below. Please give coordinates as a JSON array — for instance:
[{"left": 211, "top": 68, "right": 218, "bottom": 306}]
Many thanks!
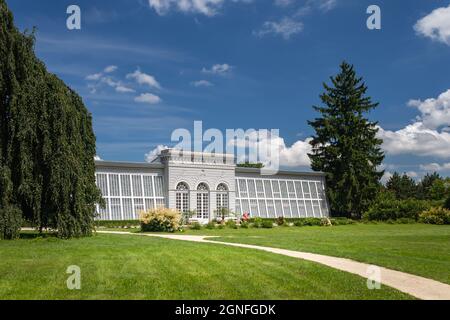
[
  {"left": 95, "top": 220, "right": 139, "bottom": 229},
  {"left": 329, "top": 217, "right": 356, "bottom": 226},
  {"left": 205, "top": 222, "right": 216, "bottom": 230},
  {"left": 0, "top": 205, "right": 23, "bottom": 240},
  {"left": 419, "top": 207, "right": 450, "bottom": 225},
  {"left": 252, "top": 217, "right": 263, "bottom": 228},
  {"left": 240, "top": 221, "right": 249, "bottom": 229},
  {"left": 190, "top": 222, "right": 202, "bottom": 230},
  {"left": 139, "top": 208, "right": 181, "bottom": 233},
  {"left": 225, "top": 220, "right": 238, "bottom": 229},
  {"left": 262, "top": 220, "right": 274, "bottom": 228},
  {"left": 363, "top": 198, "right": 433, "bottom": 221}
]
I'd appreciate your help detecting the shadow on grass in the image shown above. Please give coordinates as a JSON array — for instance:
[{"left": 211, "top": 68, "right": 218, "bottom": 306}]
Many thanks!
[{"left": 20, "top": 232, "right": 58, "bottom": 240}]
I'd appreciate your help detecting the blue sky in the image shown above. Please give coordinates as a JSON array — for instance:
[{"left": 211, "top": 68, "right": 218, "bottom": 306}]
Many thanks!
[{"left": 6, "top": 0, "right": 450, "bottom": 180}]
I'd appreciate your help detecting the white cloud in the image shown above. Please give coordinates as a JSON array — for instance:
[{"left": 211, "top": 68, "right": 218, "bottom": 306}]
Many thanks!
[
  {"left": 94, "top": 155, "right": 103, "bottom": 161},
  {"left": 381, "top": 171, "right": 393, "bottom": 185},
  {"left": 202, "top": 63, "right": 233, "bottom": 76},
  {"left": 148, "top": 0, "right": 253, "bottom": 17},
  {"left": 86, "top": 73, "right": 102, "bottom": 81},
  {"left": 407, "top": 89, "right": 450, "bottom": 130},
  {"left": 115, "top": 85, "right": 135, "bottom": 93},
  {"left": 254, "top": 17, "right": 304, "bottom": 40},
  {"left": 134, "top": 93, "right": 162, "bottom": 104},
  {"left": 378, "top": 89, "right": 450, "bottom": 159},
  {"left": 145, "top": 145, "right": 170, "bottom": 162},
  {"left": 104, "top": 65, "right": 118, "bottom": 73},
  {"left": 420, "top": 162, "right": 450, "bottom": 172},
  {"left": 127, "top": 69, "right": 162, "bottom": 89},
  {"left": 191, "top": 80, "right": 214, "bottom": 87},
  {"left": 378, "top": 122, "right": 450, "bottom": 159},
  {"left": 229, "top": 129, "right": 312, "bottom": 167},
  {"left": 317, "top": 0, "right": 337, "bottom": 12},
  {"left": 414, "top": 4, "right": 450, "bottom": 45}
]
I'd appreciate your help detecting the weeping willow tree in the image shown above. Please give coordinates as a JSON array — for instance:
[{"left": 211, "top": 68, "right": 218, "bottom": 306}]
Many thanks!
[{"left": 0, "top": 0, "right": 102, "bottom": 239}]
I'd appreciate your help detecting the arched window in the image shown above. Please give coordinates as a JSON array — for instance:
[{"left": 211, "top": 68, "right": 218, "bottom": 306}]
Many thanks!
[
  {"left": 176, "top": 182, "right": 189, "bottom": 213},
  {"left": 196, "top": 183, "right": 209, "bottom": 219},
  {"left": 216, "top": 183, "right": 229, "bottom": 213}
]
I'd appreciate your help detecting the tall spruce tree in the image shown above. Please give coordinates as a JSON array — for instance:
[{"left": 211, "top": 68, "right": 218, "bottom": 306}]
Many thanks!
[
  {"left": 386, "top": 172, "right": 417, "bottom": 200},
  {"left": 308, "top": 62, "right": 384, "bottom": 218},
  {"left": 0, "top": 0, "right": 101, "bottom": 238}
]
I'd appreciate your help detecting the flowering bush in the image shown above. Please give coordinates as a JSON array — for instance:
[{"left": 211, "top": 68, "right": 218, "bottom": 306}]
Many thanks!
[
  {"left": 419, "top": 207, "right": 450, "bottom": 225},
  {"left": 139, "top": 208, "right": 181, "bottom": 232}
]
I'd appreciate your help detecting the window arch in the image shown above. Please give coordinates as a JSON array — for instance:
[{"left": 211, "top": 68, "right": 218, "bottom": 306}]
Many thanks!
[
  {"left": 216, "top": 183, "right": 229, "bottom": 213},
  {"left": 196, "top": 183, "right": 209, "bottom": 219},
  {"left": 176, "top": 182, "right": 189, "bottom": 213}
]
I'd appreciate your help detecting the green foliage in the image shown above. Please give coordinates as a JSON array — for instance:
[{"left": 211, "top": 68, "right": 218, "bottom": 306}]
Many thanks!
[
  {"left": 293, "top": 218, "right": 323, "bottom": 227},
  {"left": 225, "top": 220, "right": 238, "bottom": 229},
  {"left": 95, "top": 220, "right": 139, "bottom": 229},
  {"left": 240, "top": 221, "right": 249, "bottom": 229},
  {"left": 0, "top": 205, "right": 23, "bottom": 239},
  {"left": 416, "top": 173, "right": 441, "bottom": 200},
  {"left": 428, "top": 179, "right": 450, "bottom": 201},
  {"left": 386, "top": 172, "right": 417, "bottom": 200},
  {"left": 308, "top": 62, "right": 384, "bottom": 218},
  {"left": 444, "top": 196, "right": 450, "bottom": 210},
  {"left": 205, "top": 222, "right": 216, "bottom": 230},
  {"left": 363, "top": 194, "right": 433, "bottom": 221},
  {"left": 252, "top": 217, "right": 263, "bottom": 228},
  {"left": 261, "top": 220, "right": 274, "bottom": 228},
  {"left": 419, "top": 207, "right": 450, "bottom": 225},
  {"left": 236, "top": 162, "right": 264, "bottom": 168},
  {"left": 190, "top": 222, "right": 202, "bottom": 230},
  {"left": 140, "top": 208, "right": 181, "bottom": 233},
  {"left": 329, "top": 217, "right": 356, "bottom": 226},
  {"left": 0, "top": 0, "right": 102, "bottom": 239}
]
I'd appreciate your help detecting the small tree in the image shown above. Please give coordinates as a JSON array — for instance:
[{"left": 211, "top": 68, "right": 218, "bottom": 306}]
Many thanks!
[{"left": 386, "top": 172, "right": 417, "bottom": 200}]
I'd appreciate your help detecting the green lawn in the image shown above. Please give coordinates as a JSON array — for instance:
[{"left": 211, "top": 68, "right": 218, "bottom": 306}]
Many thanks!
[
  {"left": 0, "top": 233, "right": 410, "bottom": 300},
  {"left": 181, "top": 224, "right": 450, "bottom": 285}
]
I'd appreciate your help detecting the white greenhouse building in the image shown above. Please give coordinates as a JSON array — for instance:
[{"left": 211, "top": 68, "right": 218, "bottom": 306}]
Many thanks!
[{"left": 95, "top": 149, "right": 329, "bottom": 222}]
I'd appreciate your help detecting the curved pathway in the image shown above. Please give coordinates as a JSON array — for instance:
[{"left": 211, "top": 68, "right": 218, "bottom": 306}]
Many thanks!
[{"left": 98, "top": 230, "right": 450, "bottom": 300}]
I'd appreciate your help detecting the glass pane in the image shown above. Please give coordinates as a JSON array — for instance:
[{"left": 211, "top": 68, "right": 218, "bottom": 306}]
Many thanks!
[
  {"left": 120, "top": 175, "right": 131, "bottom": 197},
  {"left": 248, "top": 180, "right": 257, "bottom": 198},
  {"left": 287, "top": 181, "right": 296, "bottom": 198},
  {"left": 310, "top": 182, "right": 318, "bottom": 198},
  {"left": 290, "top": 200, "right": 299, "bottom": 217},
  {"left": 264, "top": 180, "right": 273, "bottom": 198},
  {"left": 258, "top": 200, "right": 267, "bottom": 218},
  {"left": 110, "top": 198, "right": 121, "bottom": 220},
  {"left": 96, "top": 174, "right": 108, "bottom": 196},
  {"left": 123, "top": 199, "right": 133, "bottom": 220},
  {"left": 305, "top": 200, "right": 313, "bottom": 217},
  {"left": 132, "top": 175, "right": 143, "bottom": 197},
  {"left": 275, "top": 200, "right": 283, "bottom": 217},
  {"left": 143, "top": 176, "right": 154, "bottom": 197},
  {"left": 294, "top": 181, "right": 303, "bottom": 198},
  {"left": 280, "top": 181, "right": 288, "bottom": 198},
  {"left": 109, "top": 175, "right": 120, "bottom": 197},
  {"left": 302, "top": 182, "right": 311, "bottom": 199},
  {"left": 154, "top": 176, "right": 164, "bottom": 197},
  {"left": 255, "top": 180, "right": 265, "bottom": 198}
]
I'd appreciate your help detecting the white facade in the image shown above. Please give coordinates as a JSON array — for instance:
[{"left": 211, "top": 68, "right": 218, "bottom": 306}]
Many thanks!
[{"left": 95, "top": 149, "right": 329, "bottom": 222}]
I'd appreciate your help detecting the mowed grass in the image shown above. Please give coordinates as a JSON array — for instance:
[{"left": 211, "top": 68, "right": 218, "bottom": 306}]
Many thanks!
[
  {"left": 182, "top": 224, "right": 450, "bottom": 284},
  {"left": 0, "top": 233, "right": 410, "bottom": 300}
]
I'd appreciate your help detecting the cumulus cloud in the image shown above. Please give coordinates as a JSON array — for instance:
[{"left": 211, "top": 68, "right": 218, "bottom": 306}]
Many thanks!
[
  {"left": 191, "top": 80, "right": 214, "bottom": 87},
  {"left": 378, "top": 122, "right": 450, "bottom": 159},
  {"left": 202, "top": 63, "right": 233, "bottom": 76},
  {"left": 134, "top": 93, "right": 162, "bottom": 104},
  {"left": 229, "top": 129, "right": 312, "bottom": 167},
  {"left": 407, "top": 89, "right": 450, "bottom": 130},
  {"left": 127, "top": 69, "right": 162, "bottom": 89},
  {"left": 414, "top": 4, "right": 450, "bottom": 45},
  {"left": 254, "top": 17, "right": 304, "bottom": 40},
  {"left": 86, "top": 73, "right": 103, "bottom": 81},
  {"left": 145, "top": 145, "right": 170, "bottom": 162}
]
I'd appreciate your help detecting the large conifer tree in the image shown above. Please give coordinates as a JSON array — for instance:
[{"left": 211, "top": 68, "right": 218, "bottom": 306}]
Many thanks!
[
  {"left": 0, "top": 0, "right": 101, "bottom": 238},
  {"left": 308, "top": 62, "right": 384, "bottom": 218}
]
